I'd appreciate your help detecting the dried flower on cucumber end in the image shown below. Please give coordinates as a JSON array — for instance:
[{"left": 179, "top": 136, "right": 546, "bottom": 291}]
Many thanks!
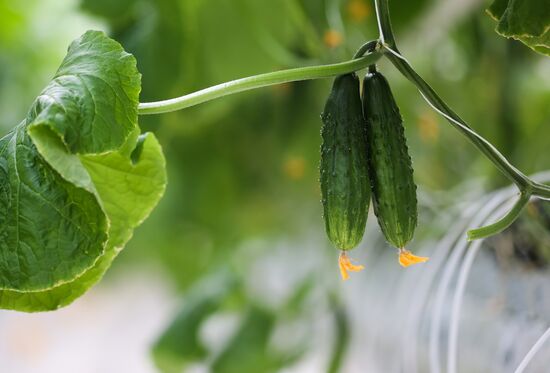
[
  {"left": 398, "top": 248, "right": 429, "bottom": 268},
  {"left": 339, "top": 251, "right": 365, "bottom": 280}
]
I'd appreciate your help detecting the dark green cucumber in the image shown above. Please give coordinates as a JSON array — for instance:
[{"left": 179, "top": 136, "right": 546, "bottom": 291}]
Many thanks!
[
  {"left": 320, "top": 74, "right": 370, "bottom": 250},
  {"left": 362, "top": 70, "right": 417, "bottom": 248}
]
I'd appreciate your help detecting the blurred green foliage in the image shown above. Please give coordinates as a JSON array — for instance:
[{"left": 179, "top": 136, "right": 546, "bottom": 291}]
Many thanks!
[
  {"left": 0, "top": 0, "right": 549, "bottom": 371},
  {"left": 152, "top": 269, "right": 239, "bottom": 372}
]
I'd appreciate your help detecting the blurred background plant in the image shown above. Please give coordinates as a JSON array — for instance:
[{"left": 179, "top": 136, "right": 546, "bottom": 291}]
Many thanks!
[{"left": 0, "top": 0, "right": 549, "bottom": 372}]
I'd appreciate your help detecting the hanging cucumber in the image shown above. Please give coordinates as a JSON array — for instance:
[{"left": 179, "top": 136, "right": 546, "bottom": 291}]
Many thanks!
[
  {"left": 362, "top": 68, "right": 428, "bottom": 267},
  {"left": 320, "top": 73, "right": 370, "bottom": 279}
]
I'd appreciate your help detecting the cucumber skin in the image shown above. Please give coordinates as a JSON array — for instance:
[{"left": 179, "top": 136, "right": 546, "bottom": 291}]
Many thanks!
[
  {"left": 320, "top": 74, "right": 370, "bottom": 250},
  {"left": 362, "top": 71, "right": 417, "bottom": 248}
]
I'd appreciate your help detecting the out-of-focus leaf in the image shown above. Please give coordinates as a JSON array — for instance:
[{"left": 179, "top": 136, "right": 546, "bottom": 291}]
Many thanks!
[
  {"left": 488, "top": 0, "right": 550, "bottom": 56},
  {"left": 80, "top": 0, "right": 135, "bottom": 22},
  {"left": 385, "top": 0, "right": 432, "bottom": 32},
  {"left": 327, "top": 296, "right": 350, "bottom": 373},
  {"left": 210, "top": 306, "right": 278, "bottom": 373},
  {"left": 152, "top": 269, "right": 239, "bottom": 373},
  {"left": 284, "top": 276, "right": 314, "bottom": 315}
]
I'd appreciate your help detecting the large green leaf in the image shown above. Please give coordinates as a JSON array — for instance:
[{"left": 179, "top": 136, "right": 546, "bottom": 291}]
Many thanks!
[
  {"left": 488, "top": 0, "right": 550, "bottom": 56},
  {"left": 0, "top": 132, "right": 166, "bottom": 311},
  {"left": 0, "top": 30, "right": 167, "bottom": 311},
  {"left": 0, "top": 123, "right": 108, "bottom": 291},
  {"left": 27, "top": 30, "right": 141, "bottom": 154}
]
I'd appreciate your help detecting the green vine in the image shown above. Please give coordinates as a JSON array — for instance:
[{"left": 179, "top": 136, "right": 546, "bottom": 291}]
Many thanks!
[{"left": 137, "top": 52, "right": 382, "bottom": 115}]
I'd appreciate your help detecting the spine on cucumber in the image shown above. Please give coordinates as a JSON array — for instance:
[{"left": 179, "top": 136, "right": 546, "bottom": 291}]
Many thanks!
[
  {"left": 320, "top": 74, "right": 370, "bottom": 250},
  {"left": 362, "top": 70, "right": 417, "bottom": 248}
]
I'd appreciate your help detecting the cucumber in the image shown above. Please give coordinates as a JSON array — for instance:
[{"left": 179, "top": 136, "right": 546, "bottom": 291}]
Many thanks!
[
  {"left": 320, "top": 73, "right": 370, "bottom": 251},
  {"left": 362, "top": 69, "right": 417, "bottom": 249}
]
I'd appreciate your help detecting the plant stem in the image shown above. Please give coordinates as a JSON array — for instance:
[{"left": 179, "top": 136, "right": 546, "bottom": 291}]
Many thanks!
[
  {"left": 374, "top": 0, "right": 396, "bottom": 48},
  {"left": 467, "top": 192, "right": 531, "bottom": 240},
  {"left": 386, "top": 51, "right": 530, "bottom": 189},
  {"left": 374, "top": 0, "right": 529, "bottom": 188},
  {"left": 353, "top": 40, "right": 379, "bottom": 59},
  {"left": 532, "top": 183, "right": 550, "bottom": 199},
  {"left": 138, "top": 51, "right": 381, "bottom": 115}
]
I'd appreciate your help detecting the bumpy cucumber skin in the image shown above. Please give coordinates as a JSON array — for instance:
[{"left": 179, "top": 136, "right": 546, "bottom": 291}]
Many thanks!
[
  {"left": 362, "top": 71, "right": 417, "bottom": 248},
  {"left": 320, "top": 74, "right": 370, "bottom": 250}
]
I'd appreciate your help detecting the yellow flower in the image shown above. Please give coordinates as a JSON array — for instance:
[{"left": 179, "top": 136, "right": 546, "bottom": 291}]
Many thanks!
[
  {"left": 398, "top": 248, "right": 429, "bottom": 267},
  {"left": 339, "top": 251, "right": 364, "bottom": 280}
]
